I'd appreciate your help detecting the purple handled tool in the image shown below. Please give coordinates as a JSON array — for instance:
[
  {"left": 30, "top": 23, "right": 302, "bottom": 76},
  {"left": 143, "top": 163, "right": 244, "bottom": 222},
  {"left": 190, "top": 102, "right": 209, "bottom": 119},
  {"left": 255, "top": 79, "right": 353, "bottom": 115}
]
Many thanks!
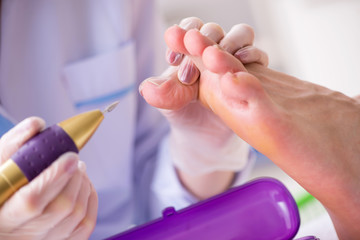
[
  {"left": 0, "top": 102, "right": 119, "bottom": 205},
  {"left": 11, "top": 125, "right": 79, "bottom": 181},
  {"left": 106, "top": 177, "right": 301, "bottom": 240}
]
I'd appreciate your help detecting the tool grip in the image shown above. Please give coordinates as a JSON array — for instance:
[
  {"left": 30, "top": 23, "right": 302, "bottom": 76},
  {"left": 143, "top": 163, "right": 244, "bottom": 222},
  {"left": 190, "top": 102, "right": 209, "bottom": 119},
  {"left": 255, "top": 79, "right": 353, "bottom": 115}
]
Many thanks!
[{"left": 11, "top": 125, "right": 78, "bottom": 181}]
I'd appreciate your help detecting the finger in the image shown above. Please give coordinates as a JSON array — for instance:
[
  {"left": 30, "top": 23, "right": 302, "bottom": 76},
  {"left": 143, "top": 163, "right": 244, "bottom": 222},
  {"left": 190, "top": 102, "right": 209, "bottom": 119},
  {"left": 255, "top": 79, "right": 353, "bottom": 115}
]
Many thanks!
[
  {"left": 22, "top": 162, "right": 85, "bottom": 234},
  {"left": 44, "top": 165, "right": 91, "bottom": 240},
  {"left": 0, "top": 152, "right": 79, "bottom": 232},
  {"left": 165, "top": 25, "right": 189, "bottom": 55},
  {"left": 0, "top": 117, "right": 45, "bottom": 164},
  {"left": 179, "top": 17, "right": 204, "bottom": 31},
  {"left": 177, "top": 57, "right": 200, "bottom": 85},
  {"left": 219, "top": 24, "right": 255, "bottom": 54},
  {"left": 166, "top": 17, "right": 203, "bottom": 65},
  {"left": 184, "top": 29, "right": 247, "bottom": 74},
  {"left": 11, "top": 166, "right": 84, "bottom": 239},
  {"left": 68, "top": 183, "right": 98, "bottom": 240},
  {"left": 140, "top": 66, "right": 198, "bottom": 110},
  {"left": 234, "top": 46, "right": 269, "bottom": 67},
  {"left": 166, "top": 48, "right": 184, "bottom": 66},
  {"left": 200, "top": 22, "right": 225, "bottom": 43},
  {"left": 184, "top": 29, "right": 216, "bottom": 58},
  {"left": 177, "top": 22, "right": 225, "bottom": 85}
]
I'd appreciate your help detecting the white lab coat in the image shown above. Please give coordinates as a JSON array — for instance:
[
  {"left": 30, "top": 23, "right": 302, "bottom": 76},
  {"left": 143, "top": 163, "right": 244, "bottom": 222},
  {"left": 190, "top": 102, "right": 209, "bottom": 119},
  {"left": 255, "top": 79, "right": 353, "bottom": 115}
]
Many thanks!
[{"left": 0, "top": 0, "right": 254, "bottom": 239}]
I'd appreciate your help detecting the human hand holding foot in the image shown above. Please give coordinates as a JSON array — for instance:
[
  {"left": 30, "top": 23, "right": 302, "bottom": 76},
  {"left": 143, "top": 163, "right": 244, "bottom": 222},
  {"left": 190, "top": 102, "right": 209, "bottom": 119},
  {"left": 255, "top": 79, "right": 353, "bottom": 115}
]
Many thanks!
[
  {"left": 162, "top": 24, "right": 360, "bottom": 239},
  {"left": 140, "top": 17, "right": 268, "bottom": 200}
]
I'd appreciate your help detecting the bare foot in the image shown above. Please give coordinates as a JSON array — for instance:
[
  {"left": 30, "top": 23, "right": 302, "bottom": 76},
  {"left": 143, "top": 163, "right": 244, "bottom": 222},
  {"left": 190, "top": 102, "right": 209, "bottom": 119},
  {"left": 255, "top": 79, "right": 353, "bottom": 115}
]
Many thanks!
[{"left": 165, "top": 25, "right": 360, "bottom": 239}]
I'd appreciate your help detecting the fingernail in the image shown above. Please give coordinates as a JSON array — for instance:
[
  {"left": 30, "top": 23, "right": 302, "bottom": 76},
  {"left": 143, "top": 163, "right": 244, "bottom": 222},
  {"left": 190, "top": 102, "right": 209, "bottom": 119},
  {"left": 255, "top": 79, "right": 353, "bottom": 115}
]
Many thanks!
[
  {"left": 234, "top": 49, "right": 248, "bottom": 61},
  {"left": 179, "top": 18, "right": 195, "bottom": 30},
  {"left": 166, "top": 50, "right": 183, "bottom": 65},
  {"left": 212, "top": 44, "right": 224, "bottom": 51},
  {"left": 200, "top": 24, "right": 224, "bottom": 42},
  {"left": 178, "top": 60, "right": 197, "bottom": 84},
  {"left": 221, "top": 44, "right": 233, "bottom": 53},
  {"left": 64, "top": 152, "right": 79, "bottom": 174},
  {"left": 179, "top": 18, "right": 192, "bottom": 29},
  {"left": 78, "top": 161, "right": 86, "bottom": 173},
  {"left": 179, "top": 17, "right": 203, "bottom": 30},
  {"left": 20, "top": 117, "right": 45, "bottom": 134},
  {"left": 146, "top": 78, "right": 167, "bottom": 86},
  {"left": 139, "top": 77, "right": 168, "bottom": 97}
]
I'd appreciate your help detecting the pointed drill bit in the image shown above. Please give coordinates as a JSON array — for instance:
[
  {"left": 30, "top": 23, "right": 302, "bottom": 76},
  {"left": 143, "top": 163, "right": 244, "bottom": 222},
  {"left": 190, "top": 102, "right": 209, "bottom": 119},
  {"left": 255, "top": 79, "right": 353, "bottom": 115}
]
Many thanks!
[{"left": 103, "top": 101, "right": 120, "bottom": 114}]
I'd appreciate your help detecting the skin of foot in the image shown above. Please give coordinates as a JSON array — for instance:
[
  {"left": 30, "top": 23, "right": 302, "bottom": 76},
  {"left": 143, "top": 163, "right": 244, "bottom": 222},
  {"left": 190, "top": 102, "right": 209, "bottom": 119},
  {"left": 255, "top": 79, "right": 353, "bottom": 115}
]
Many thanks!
[
  {"left": 160, "top": 25, "right": 360, "bottom": 239},
  {"left": 140, "top": 18, "right": 267, "bottom": 200}
]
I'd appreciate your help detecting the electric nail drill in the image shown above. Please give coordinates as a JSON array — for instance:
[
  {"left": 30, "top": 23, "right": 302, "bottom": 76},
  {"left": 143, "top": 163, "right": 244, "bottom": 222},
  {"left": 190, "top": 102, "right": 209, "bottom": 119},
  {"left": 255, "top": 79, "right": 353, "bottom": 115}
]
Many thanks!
[{"left": 0, "top": 101, "right": 119, "bottom": 205}]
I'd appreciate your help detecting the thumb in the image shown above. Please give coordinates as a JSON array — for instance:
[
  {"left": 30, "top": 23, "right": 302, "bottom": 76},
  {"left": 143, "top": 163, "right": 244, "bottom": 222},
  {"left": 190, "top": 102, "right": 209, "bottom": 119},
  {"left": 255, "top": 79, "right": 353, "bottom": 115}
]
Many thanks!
[
  {"left": 139, "top": 67, "right": 198, "bottom": 110},
  {"left": 0, "top": 117, "right": 45, "bottom": 165}
]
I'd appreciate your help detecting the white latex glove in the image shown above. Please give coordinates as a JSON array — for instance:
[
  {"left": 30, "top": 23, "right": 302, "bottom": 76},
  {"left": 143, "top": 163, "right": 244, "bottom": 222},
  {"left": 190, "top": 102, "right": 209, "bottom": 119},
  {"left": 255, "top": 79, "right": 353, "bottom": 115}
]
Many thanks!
[
  {"left": 0, "top": 117, "right": 98, "bottom": 240},
  {"left": 168, "top": 110, "right": 250, "bottom": 175},
  {"left": 141, "top": 17, "right": 268, "bottom": 175}
]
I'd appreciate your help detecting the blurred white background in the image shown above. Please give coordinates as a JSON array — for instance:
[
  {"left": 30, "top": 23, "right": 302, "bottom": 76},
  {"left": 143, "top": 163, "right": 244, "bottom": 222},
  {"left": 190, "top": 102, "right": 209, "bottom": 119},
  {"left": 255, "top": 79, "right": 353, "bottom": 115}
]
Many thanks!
[
  {"left": 157, "top": 0, "right": 360, "bottom": 96},
  {"left": 156, "top": 0, "right": 360, "bottom": 239}
]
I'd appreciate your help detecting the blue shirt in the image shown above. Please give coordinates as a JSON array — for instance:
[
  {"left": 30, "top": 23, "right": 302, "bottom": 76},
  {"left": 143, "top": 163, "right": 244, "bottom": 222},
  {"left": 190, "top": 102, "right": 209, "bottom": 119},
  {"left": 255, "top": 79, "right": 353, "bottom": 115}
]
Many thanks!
[{"left": 0, "top": 113, "right": 13, "bottom": 137}]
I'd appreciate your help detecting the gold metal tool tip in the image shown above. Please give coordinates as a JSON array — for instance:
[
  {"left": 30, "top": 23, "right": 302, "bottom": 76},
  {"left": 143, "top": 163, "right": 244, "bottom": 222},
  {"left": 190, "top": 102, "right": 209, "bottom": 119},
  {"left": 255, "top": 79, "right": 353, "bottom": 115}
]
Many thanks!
[{"left": 103, "top": 101, "right": 120, "bottom": 113}]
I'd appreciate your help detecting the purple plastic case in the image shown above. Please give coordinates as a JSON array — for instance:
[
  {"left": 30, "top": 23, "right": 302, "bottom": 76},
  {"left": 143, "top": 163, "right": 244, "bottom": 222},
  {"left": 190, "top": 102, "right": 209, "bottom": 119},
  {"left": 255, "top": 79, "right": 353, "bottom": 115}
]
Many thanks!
[
  {"left": 106, "top": 177, "right": 300, "bottom": 240},
  {"left": 11, "top": 125, "right": 78, "bottom": 181}
]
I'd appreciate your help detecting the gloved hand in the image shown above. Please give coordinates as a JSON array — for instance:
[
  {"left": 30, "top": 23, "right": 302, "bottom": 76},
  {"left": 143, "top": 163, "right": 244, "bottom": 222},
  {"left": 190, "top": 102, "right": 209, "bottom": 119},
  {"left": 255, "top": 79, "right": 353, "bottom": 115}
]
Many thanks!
[
  {"left": 140, "top": 17, "right": 268, "bottom": 175},
  {"left": 0, "top": 117, "right": 98, "bottom": 240}
]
